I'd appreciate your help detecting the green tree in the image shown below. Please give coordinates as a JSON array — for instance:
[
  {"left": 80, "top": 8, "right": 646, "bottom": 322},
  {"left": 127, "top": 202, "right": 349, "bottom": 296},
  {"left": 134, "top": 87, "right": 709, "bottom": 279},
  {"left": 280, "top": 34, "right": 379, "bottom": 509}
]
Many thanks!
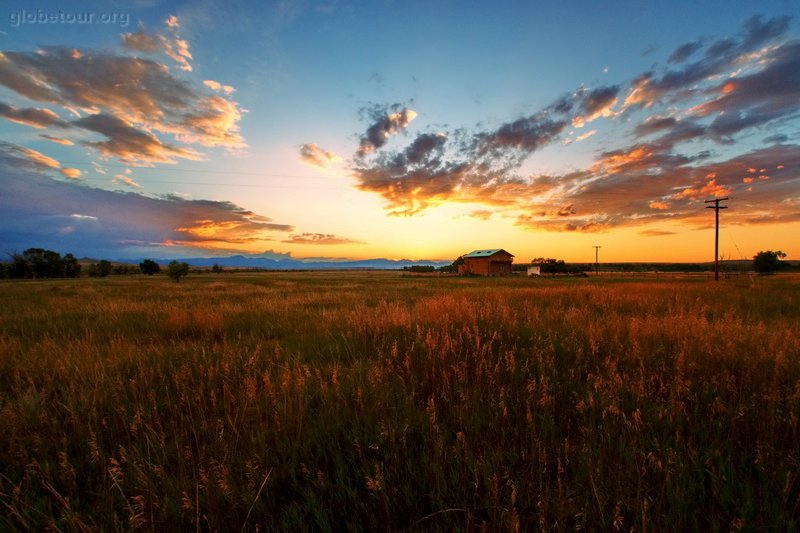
[
  {"left": 62, "top": 254, "right": 82, "bottom": 278},
  {"left": 88, "top": 260, "right": 113, "bottom": 277},
  {"left": 139, "top": 259, "right": 161, "bottom": 275},
  {"left": 23, "top": 248, "right": 63, "bottom": 278},
  {"left": 7, "top": 252, "right": 31, "bottom": 279},
  {"left": 439, "top": 256, "right": 464, "bottom": 273},
  {"left": 167, "top": 261, "right": 190, "bottom": 282},
  {"left": 753, "top": 250, "right": 786, "bottom": 274}
]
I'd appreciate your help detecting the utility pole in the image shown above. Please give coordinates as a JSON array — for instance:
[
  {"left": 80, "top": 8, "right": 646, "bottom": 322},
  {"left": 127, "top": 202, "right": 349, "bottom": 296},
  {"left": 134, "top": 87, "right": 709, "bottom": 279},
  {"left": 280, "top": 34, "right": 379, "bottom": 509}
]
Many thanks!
[
  {"left": 593, "top": 245, "right": 601, "bottom": 276},
  {"left": 705, "top": 197, "right": 728, "bottom": 281}
]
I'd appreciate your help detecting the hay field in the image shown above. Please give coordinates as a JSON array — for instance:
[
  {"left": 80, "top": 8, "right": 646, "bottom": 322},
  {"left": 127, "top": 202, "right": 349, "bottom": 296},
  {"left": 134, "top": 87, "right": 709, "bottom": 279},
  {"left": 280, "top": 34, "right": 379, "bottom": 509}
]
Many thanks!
[{"left": 1, "top": 272, "right": 799, "bottom": 531}]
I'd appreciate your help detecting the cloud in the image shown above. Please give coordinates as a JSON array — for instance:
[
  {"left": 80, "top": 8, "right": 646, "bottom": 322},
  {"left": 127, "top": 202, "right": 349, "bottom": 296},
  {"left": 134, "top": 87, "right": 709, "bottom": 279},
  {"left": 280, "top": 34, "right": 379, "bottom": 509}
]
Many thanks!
[
  {"left": 634, "top": 115, "right": 677, "bottom": 137},
  {"left": 122, "top": 16, "right": 193, "bottom": 71},
  {"left": 356, "top": 105, "right": 417, "bottom": 157},
  {"left": 0, "top": 102, "right": 69, "bottom": 129},
  {"left": 622, "top": 15, "right": 792, "bottom": 110},
  {"left": 347, "top": 16, "right": 800, "bottom": 232},
  {"left": 75, "top": 113, "right": 203, "bottom": 165},
  {"left": 0, "top": 151, "right": 296, "bottom": 257},
  {"left": 281, "top": 233, "right": 364, "bottom": 245},
  {"left": 0, "top": 34, "right": 245, "bottom": 166},
  {"left": 176, "top": 95, "right": 245, "bottom": 148},
  {"left": 40, "top": 135, "right": 74, "bottom": 145},
  {"left": 61, "top": 168, "right": 82, "bottom": 179},
  {"left": 469, "top": 210, "right": 493, "bottom": 220},
  {"left": 350, "top": 82, "right": 634, "bottom": 215},
  {"left": 571, "top": 85, "right": 619, "bottom": 127},
  {"left": 0, "top": 141, "right": 64, "bottom": 172},
  {"left": 692, "top": 41, "right": 800, "bottom": 132},
  {"left": 668, "top": 40, "right": 704, "bottom": 63},
  {"left": 476, "top": 115, "right": 568, "bottom": 159},
  {"left": 299, "top": 143, "right": 341, "bottom": 168},
  {"left": 121, "top": 29, "right": 161, "bottom": 54},
  {"left": 640, "top": 229, "right": 676, "bottom": 236},
  {"left": 113, "top": 174, "right": 140, "bottom": 188},
  {"left": 203, "top": 80, "right": 236, "bottom": 95},
  {"left": 574, "top": 129, "right": 598, "bottom": 143}
]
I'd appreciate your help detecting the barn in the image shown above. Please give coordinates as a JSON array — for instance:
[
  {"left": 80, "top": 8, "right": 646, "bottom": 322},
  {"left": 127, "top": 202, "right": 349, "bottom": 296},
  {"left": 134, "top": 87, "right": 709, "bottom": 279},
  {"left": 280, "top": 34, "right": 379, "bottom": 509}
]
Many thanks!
[{"left": 458, "top": 249, "right": 514, "bottom": 276}]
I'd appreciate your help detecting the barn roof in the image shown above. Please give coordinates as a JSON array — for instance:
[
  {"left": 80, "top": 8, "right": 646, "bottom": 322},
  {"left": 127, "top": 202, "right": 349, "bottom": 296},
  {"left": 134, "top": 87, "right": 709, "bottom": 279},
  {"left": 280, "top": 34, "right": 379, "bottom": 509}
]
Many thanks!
[{"left": 462, "top": 249, "right": 514, "bottom": 258}]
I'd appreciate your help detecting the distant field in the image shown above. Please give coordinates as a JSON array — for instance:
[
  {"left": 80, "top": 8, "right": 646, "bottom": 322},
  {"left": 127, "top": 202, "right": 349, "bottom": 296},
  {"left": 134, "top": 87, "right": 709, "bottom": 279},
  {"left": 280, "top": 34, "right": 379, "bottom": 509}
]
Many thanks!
[{"left": 1, "top": 272, "right": 799, "bottom": 531}]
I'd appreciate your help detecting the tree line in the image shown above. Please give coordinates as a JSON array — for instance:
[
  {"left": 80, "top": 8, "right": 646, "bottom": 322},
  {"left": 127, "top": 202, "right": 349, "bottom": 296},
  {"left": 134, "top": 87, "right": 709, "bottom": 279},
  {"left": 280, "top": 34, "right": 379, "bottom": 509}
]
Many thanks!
[{"left": 1, "top": 248, "right": 191, "bottom": 281}]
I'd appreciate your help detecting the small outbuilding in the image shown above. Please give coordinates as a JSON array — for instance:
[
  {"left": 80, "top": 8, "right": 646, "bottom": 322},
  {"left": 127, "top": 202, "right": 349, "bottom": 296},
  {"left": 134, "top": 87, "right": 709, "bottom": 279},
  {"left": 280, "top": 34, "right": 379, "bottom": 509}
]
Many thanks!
[
  {"left": 458, "top": 249, "right": 514, "bottom": 276},
  {"left": 527, "top": 265, "right": 541, "bottom": 276}
]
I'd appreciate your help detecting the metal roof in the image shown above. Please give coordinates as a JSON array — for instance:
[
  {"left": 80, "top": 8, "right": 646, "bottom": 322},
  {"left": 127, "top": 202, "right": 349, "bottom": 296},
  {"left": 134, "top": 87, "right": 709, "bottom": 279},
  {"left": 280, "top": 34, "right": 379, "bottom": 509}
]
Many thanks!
[{"left": 462, "top": 249, "right": 514, "bottom": 258}]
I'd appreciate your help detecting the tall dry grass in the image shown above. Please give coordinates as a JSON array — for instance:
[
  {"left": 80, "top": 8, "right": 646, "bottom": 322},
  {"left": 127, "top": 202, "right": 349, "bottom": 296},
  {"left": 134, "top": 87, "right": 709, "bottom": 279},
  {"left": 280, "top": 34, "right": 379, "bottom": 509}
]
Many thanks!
[{"left": 0, "top": 273, "right": 798, "bottom": 531}]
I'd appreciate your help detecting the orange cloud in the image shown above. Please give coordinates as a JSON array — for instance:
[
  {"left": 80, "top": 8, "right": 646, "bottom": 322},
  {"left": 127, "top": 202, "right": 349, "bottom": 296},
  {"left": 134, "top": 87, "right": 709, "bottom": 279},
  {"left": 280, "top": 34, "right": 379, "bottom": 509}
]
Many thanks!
[
  {"left": 113, "top": 174, "right": 140, "bottom": 188},
  {"left": 469, "top": 210, "right": 493, "bottom": 220},
  {"left": 177, "top": 96, "right": 245, "bottom": 148},
  {"left": 61, "top": 168, "right": 82, "bottom": 179},
  {"left": 623, "top": 73, "right": 657, "bottom": 109},
  {"left": 20, "top": 147, "right": 60, "bottom": 168},
  {"left": 203, "top": 80, "right": 236, "bottom": 95},
  {"left": 675, "top": 178, "right": 732, "bottom": 201},
  {"left": 41, "top": 135, "right": 74, "bottom": 145},
  {"left": 591, "top": 146, "right": 653, "bottom": 174},
  {"left": 281, "top": 233, "right": 364, "bottom": 245},
  {"left": 649, "top": 201, "right": 670, "bottom": 210}
]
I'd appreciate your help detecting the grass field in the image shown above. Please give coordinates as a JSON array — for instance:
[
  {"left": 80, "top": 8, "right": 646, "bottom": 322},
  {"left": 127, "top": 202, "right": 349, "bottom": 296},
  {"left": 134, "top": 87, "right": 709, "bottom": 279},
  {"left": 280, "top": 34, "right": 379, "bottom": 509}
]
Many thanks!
[{"left": 1, "top": 272, "right": 799, "bottom": 531}]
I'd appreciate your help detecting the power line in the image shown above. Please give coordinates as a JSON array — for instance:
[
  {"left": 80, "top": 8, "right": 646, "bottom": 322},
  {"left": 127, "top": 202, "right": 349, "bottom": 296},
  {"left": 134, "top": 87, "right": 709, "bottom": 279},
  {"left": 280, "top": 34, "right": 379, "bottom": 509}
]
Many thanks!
[
  {"left": 78, "top": 176, "right": 350, "bottom": 190},
  {"left": 60, "top": 161, "right": 339, "bottom": 180}
]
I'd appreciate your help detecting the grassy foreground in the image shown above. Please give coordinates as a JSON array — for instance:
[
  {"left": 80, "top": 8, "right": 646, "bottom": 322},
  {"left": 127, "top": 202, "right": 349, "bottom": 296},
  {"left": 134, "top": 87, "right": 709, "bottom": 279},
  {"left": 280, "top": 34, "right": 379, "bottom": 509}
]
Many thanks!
[{"left": 1, "top": 272, "right": 799, "bottom": 531}]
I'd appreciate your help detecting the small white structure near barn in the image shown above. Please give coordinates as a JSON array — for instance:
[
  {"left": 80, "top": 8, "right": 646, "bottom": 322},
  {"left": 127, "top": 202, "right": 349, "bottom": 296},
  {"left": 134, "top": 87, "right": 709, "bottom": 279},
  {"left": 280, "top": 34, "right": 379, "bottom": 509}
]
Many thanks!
[{"left": 527, "top": 265, "right": 541, "bottom": 276}]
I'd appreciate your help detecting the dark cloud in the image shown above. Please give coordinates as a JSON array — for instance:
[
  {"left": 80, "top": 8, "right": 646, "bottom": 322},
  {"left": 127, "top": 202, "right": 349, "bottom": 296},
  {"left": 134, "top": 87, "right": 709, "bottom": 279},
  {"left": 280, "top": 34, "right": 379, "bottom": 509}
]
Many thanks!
[
  {"left": 668, "top": 40, "right": 703, "bottom": 63},
  {"left": 572, "top": 85, "right": 619, "bottom": 126},
  {"left": 75, "top": 113, "right": 202, "bottom": 164},
  {"left": 403, "top": 132, "right": 447, "bottom": 165},
  {"left": 623, "top": 15, "right": 794, "bottom": 109},
  {"left": 633, "top": 115, "right": 677, "bottom": 137},
  {"left": 299, "top": 143, "right": 341, "bottom": 168},
  {"left": 740, "top": 14, "right": 791, "bottom": 50},
  {"left": 697, "top": 41, "right": 800, "bottom": 124},
  {"left": 0, "top": 102, "right": 70, "bottom": 129},
  {"left": 0, "top": 150, "right": 294, "bottom": 257},
  {"left": 355, "top": 105, "right": 417, "bottom": 157},
  {"left": 764, "top": 134, "right": 789, "bottom": 144},
  {"left": 475, "top": 116, "right": 568, "bottom": 159}
]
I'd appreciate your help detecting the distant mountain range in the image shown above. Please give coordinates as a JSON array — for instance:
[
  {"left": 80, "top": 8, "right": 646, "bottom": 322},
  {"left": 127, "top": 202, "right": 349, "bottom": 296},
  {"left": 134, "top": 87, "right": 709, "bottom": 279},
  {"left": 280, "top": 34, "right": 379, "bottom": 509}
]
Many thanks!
[{"left": 118, "top": 255, "right": 452, "bottom": 270}]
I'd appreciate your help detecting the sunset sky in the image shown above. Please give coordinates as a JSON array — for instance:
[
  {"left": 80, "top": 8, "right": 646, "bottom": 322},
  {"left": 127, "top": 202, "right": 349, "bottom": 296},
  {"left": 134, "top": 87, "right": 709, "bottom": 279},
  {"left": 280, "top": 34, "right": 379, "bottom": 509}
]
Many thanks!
[{"left": 2, "top": 1, "right": 799, "bottom": 263}]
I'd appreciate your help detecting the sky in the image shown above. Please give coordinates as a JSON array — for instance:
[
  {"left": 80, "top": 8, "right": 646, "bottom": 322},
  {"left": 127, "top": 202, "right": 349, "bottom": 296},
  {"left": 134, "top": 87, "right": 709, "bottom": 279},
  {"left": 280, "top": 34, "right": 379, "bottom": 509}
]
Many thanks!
[{"left": 1, "top": 0, "right": 799, "bottom": 264}]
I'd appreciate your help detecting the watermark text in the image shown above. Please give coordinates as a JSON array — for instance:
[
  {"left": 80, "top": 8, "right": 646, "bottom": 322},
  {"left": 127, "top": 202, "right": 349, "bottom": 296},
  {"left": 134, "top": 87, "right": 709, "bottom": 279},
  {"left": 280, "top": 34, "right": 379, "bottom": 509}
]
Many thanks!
[{"left": 9, "top": 9, "right": 130, "bottom": 28}]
